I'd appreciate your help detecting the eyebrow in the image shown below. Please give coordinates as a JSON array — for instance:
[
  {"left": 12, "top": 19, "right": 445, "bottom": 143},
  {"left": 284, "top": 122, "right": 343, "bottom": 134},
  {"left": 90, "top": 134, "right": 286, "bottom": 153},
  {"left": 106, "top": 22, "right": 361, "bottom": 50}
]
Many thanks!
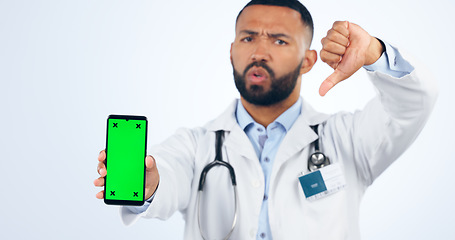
[{"left": 239, "top": 30, "right": 292, "bottom": 40}]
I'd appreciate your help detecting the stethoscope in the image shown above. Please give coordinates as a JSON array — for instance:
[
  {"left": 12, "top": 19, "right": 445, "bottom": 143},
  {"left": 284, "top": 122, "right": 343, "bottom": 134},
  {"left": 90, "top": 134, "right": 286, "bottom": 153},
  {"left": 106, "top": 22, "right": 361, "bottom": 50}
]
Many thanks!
[
  {"left": 196, "top": 125, "right": 329, "bottom": 239},
  {"left": 197, "top": 130, "right": 238, "bottom": 240},
  {"left": 307, "top": 125, "right": 331, "bottom": 171}
]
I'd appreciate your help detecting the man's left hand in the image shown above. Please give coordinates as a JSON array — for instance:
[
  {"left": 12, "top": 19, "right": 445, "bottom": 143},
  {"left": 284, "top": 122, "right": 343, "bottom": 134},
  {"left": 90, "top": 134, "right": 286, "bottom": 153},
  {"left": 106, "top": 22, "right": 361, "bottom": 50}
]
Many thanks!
[{"left": 319, "top": 21, "right": 384, "bottom": 96}]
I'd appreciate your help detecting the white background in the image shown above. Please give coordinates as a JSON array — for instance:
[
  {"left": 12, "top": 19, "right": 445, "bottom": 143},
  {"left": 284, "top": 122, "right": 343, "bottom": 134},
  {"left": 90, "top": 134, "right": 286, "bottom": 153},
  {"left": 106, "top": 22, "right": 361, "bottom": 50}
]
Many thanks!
[{"left": 1, "top": 0, "right": 454, "bottom": 239}]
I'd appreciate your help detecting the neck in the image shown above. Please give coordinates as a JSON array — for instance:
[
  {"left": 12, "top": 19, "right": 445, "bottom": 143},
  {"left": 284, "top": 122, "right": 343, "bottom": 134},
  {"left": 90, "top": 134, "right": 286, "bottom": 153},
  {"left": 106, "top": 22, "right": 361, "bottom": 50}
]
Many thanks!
[{"left": 241, "top": 93, "right": 299, "bottom": 127}]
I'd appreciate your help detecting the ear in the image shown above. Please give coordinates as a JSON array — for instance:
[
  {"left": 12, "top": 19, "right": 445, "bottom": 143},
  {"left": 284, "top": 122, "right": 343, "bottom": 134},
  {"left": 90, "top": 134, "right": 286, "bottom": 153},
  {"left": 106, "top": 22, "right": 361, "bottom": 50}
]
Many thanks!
[
  {"left": 230, "top": 42, "right": 234, "bottom": 63},
  {"left": 300, "top": 49, "right": 317, "bottom": 75}
]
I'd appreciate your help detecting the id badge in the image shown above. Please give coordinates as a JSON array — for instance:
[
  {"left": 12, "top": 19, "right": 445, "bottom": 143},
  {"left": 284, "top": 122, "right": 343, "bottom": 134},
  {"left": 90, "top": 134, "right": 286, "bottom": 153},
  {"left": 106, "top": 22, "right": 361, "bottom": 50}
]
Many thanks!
[{"left": 298, "top": 163, "right": 346, "bottom": 201}]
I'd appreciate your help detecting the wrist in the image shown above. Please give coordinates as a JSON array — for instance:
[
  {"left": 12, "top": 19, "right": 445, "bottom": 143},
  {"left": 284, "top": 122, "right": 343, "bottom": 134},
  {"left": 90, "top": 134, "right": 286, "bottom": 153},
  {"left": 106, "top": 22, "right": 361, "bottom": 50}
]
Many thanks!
[{"left": 365, "top": 36, "right": 385, "bottom": 66}]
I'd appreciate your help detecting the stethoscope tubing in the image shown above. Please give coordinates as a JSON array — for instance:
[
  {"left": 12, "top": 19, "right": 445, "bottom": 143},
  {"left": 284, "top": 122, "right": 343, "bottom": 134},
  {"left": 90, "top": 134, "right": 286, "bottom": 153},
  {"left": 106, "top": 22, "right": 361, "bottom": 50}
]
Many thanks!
[
  {"left": 197, "top": 130, "right": 239, "bottom": 240},
  {"left": 198, "top": 160, "right": 237, "bottom": 191},
  {"left": 197, "top": 184, "right": 238, "bottom": 240},
  {"left": 196, "top": 125, "right": 327, "bottom": 239}
]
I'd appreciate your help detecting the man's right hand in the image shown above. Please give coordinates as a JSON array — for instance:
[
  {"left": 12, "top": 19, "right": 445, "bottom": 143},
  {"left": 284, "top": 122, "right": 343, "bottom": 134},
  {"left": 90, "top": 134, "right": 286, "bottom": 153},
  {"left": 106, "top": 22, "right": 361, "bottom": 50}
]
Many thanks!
[{"left": 94, "top": 150, "right": 160, "bottom": 200}]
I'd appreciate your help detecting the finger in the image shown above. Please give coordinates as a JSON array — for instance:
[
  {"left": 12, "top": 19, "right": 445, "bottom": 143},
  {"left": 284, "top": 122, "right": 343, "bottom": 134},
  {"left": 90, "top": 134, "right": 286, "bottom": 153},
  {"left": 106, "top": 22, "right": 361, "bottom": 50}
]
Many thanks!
[
  {"left": 96, "top": 190, "right": 105, "bottom": 199},
  {"left": 319, "top": 78, "right": 335, "bottom": 97},
  {"left": 145, "top": 155, "right": 156, "bottom": 170},
  {"left": 319, "top": 69, "right": 348, "bottom": 96},
  {"left": 144, "top": 155, "right": 160, "bottom": 199},
  {"left": 320, "top": 49, "right": 342, "bottom": 67},
  {"left": 98, "top": 150, "right": 106, "bottom": 162},
  {"left": 332, "top": 21, "right": 350, "bottom": 38},
  {"left": 97, "top": 162, "right": 107, "bottom": 177},
  {"left": 324, "top": 29, "right": 350, "bottom": 47},
  {"left": 321, "top": 38, "right": 347, "bottom": 56},
  {"left": 93, "top": 176, "right": 105, "bottom": 187}
]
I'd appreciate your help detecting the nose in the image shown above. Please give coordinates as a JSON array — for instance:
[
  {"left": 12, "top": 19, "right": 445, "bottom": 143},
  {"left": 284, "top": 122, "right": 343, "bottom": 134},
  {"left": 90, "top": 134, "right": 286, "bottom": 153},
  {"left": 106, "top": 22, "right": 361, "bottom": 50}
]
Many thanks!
[{"left": 251, "top": 40, "right": 270, "bottom": 62}]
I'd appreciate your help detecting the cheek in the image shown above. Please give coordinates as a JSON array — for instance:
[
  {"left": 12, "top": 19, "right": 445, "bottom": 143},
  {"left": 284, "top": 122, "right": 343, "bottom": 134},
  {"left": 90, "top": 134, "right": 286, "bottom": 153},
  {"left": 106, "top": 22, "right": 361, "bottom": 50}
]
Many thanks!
[
  {"left": 274, "top": 46, "right": 302, "bottom": 60},
  {"left": 272, "top": 52, "right": 302, "bottom": 75},
  {"left": 230, "top": 47, "right": 248, "bottom": 72}
]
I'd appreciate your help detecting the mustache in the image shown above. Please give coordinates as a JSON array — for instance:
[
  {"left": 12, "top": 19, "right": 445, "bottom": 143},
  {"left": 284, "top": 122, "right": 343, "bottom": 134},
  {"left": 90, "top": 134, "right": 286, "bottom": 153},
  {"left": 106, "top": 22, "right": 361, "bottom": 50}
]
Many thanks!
[{"left": 243, "top": 61, "right": 275, "bottom": 78}]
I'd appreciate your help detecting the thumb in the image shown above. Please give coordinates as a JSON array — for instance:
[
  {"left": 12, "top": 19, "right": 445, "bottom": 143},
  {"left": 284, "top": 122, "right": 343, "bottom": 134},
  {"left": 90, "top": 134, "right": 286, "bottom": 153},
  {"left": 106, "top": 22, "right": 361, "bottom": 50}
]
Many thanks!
[
  {"left": 319, "top": 69, "right": 348, "bottom": 96},
  {"left": 145, "top": 155, "right": 156, "bottom": 170},
  {"left": 145, "top": 155, "right": 160, "bottom": 199}
]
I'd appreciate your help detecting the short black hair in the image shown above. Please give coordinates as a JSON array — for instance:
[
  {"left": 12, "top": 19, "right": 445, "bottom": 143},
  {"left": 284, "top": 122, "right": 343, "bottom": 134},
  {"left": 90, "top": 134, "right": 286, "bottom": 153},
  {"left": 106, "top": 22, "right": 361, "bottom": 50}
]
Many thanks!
[{"left": 236, "top": 0, "right": 314, "bottom": 41}]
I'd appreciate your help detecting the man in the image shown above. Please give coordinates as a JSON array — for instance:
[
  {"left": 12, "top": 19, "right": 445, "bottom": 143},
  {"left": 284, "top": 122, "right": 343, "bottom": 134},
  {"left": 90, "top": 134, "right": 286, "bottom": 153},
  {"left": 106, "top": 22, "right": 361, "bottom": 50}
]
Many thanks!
[{"left": 94, "top": 0, "right": 437, "bottom": 239}]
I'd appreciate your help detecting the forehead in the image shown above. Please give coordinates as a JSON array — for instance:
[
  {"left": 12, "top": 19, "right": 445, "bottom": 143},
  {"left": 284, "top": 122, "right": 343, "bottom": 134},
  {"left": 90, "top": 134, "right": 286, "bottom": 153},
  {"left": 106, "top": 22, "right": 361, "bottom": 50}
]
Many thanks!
[{"left": 236, "top": 5, "right": 306, "bottom": 36}]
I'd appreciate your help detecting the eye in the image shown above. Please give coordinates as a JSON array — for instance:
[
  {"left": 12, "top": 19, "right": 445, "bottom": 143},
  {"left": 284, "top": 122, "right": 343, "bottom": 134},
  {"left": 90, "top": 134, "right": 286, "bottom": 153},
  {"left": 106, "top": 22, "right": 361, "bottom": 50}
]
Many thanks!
[
  {"left": 241, "top": 37, "right": 253, "bottom": 43},
  {"left": 275, "top": 39, "right": 287, "bottom": 46}
]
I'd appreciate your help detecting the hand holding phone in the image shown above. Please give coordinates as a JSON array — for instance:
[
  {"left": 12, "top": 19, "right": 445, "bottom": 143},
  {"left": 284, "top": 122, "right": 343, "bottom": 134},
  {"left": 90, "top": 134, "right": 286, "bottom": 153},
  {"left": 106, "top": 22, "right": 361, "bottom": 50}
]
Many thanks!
[
  {"left": 95, "top": 152, "right": 159, "bottom": 201},
  {"left": 93, "top": 115, "right": 159, "bottom": 205}
]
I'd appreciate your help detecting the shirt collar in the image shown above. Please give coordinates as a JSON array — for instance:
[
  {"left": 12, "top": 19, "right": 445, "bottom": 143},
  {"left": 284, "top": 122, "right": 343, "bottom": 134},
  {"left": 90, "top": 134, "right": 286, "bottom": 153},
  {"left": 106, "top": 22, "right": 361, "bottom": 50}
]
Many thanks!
[
  {"left": 236, "top": 100, "right": 255, "bottom": 130},
  {"left": 236, "top": 98, "right": 303, "bottom": 132}
]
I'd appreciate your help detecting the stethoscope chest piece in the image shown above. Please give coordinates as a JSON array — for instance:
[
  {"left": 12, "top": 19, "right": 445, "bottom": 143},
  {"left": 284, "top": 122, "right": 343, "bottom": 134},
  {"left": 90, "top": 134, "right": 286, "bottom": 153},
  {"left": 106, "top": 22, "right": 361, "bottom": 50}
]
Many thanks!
[
  {"left": 308, "top": 151, "right": 330, "bottom": 172},
  {"left": 308, "top": 125, "right": 330, "bottom": 172}
]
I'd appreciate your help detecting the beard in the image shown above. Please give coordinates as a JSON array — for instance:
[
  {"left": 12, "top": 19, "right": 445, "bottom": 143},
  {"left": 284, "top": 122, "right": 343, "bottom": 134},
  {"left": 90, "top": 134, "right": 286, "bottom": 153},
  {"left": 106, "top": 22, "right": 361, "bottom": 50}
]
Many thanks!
[{"left": 233, "top": 59, "right": 303, "bottom": 106}]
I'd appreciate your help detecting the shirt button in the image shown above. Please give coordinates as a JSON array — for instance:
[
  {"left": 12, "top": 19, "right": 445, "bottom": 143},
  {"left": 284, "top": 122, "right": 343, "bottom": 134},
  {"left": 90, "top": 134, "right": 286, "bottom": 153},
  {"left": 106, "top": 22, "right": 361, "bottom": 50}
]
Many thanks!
[
  {"left": 257, "top": 127, "right": 263, "bottom": 132},
  {"left": 250, "top": 229, "right": 256, "bottom": 238},
  {"left": 264, "top": 157, "right": 270, "bottom": 163},
  {"left": 260, "top": 232, "right": 266, "bottom": 238},
  {"left": 263, "top": 194, "right": 268, "bottom": 201}
]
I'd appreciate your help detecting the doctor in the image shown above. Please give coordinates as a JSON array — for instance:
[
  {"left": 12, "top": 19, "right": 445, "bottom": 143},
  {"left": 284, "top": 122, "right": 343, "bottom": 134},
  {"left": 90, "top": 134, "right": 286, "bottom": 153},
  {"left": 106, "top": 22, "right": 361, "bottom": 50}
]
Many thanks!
[{"left": 94, "top": 0, "right": 437, "bottom": 239}]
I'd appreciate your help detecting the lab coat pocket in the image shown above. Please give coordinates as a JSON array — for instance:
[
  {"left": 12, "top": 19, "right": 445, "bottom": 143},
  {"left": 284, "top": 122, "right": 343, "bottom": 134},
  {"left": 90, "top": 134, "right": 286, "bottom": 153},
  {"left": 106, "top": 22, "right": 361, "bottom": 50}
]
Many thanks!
[{"left": 300, "top": 186, "right": 349, "bottom": 239}]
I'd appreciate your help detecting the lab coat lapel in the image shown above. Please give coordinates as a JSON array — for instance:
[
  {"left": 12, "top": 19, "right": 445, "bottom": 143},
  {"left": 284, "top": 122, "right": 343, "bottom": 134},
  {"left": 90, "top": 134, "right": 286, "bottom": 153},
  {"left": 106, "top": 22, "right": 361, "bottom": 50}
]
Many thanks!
[
  {"left": 273, "top": 99, "right": 331, "bottom": 169},
  {"left": 205, "top": 100, "right": 258, "bottom": 162},
  {"left": 224, "top": 125, "right": 258, "bottom": 162},
  {"left": 275, "top": 118, "right": 317, "bottom": 164}
]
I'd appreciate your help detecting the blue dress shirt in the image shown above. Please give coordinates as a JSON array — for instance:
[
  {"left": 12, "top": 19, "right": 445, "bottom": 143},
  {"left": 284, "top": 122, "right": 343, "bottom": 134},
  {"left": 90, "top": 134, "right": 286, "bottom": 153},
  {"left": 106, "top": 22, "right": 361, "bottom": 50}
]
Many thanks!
[{"left": 236, "top": 98, "right": 302, "bottom": 240}]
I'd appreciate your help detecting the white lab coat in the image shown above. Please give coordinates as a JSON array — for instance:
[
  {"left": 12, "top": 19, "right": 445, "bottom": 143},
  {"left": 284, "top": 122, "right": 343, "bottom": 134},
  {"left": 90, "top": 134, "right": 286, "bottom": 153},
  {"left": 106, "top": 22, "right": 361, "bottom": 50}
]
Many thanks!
[{"left": 120, "top": 55, "right": 437, "bottom": 239}]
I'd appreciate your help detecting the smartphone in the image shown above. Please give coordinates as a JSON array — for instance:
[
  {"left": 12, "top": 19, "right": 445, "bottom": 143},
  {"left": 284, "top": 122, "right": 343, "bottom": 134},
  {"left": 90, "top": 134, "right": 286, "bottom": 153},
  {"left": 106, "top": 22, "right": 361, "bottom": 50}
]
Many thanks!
[{"left": 104, "top": 114, "right": 147, "bottom": 206}]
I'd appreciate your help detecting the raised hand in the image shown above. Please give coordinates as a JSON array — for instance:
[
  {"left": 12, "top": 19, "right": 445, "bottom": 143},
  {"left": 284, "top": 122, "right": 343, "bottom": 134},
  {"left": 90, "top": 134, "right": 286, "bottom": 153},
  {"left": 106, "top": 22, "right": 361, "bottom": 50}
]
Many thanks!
[{"left": 319, "top": 21, "right": 384, "bottom": 96}]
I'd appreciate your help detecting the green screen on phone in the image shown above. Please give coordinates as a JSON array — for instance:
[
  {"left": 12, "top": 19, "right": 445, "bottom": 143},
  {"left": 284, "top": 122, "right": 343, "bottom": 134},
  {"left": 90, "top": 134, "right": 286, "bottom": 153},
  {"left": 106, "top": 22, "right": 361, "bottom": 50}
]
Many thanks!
[{"left": 104, "top": 115, "right": 147, "bottom": 205}]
